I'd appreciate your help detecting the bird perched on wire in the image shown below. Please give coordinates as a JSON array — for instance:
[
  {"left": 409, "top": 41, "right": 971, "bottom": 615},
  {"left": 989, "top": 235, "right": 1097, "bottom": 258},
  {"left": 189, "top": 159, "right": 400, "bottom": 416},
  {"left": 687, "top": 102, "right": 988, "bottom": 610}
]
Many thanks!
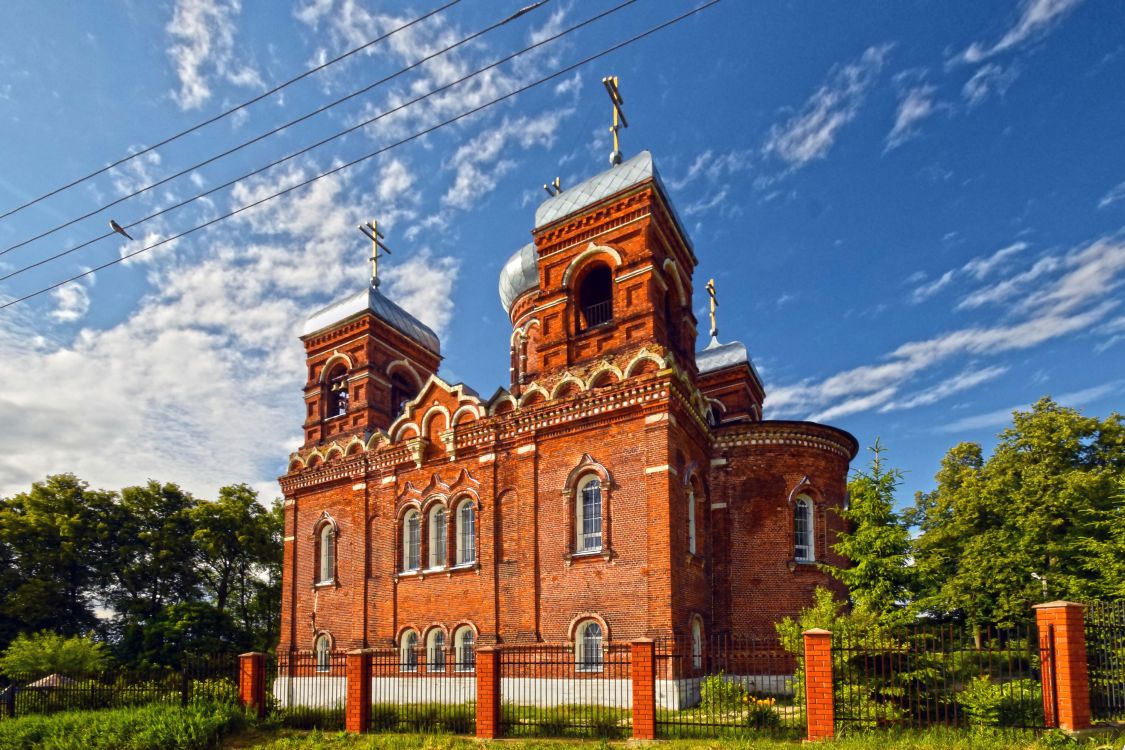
[{"left": 109, "top": 219, "right": 134, "bottom": 241}]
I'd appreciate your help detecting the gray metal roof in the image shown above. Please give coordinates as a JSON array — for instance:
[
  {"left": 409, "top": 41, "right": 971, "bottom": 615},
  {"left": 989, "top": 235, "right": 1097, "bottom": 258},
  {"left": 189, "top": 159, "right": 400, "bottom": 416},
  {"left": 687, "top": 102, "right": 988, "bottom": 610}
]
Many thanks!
[
  {"left": 697, "top": 336, "right": 760, "bottom": 381},
  {"left": 498, "top": 242, "right": 538, "bottom": 314},
  {"left": 302, "top": 282, "right": 441, "bottom": 354}
]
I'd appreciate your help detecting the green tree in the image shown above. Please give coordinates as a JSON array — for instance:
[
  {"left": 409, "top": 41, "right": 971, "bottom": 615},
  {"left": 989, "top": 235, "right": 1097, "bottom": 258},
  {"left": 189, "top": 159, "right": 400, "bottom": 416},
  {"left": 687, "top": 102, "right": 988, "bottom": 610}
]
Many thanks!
[
  {"left": 0, "top": 631, "right": 109, "bottom": 677},
  {"left": 830, "top": 439, "right": 913, "bottom": 622}
]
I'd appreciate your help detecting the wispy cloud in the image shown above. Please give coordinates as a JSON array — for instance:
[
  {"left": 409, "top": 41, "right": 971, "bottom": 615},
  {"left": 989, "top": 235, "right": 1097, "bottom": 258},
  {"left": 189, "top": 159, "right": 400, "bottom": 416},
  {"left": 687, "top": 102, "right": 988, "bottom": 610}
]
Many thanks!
[
  {"left": 667, "top": 149, "right": 753, "bottom": 191},
  {"left": 955, "top": 0, "right": 1084, "bottom": 65},
  {"left": 962, "top": 63, "right": 1019, "bottom": 107},
  {"left": 937, "top": 379, "right": 1121, "bottom": 433},
  {"left": 886, "top": 84, "right": 948, "bottom": 151},
  {"left": 166, "top": 0, "right": 262, "bottom": 110},
  {"left": 1099, "top": 181, "right": 1125, "bottom": 210},
  {"left": 762, "top": 44, "right": 892, "bottom": 170},
  {"left": 878, "top": 365, "right": 1009, "bottom": 412},
  {"left": 908, "top": 241, "right": 1028, "bottom": 304}
]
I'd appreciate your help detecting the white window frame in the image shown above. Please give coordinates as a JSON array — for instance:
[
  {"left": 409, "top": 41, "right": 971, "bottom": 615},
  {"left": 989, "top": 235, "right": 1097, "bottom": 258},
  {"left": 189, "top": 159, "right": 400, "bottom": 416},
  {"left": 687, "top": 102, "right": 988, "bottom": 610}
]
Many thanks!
[
  {"left": 426, "top": 629, "right": 446, "bottom": 673},
  {"left": 576, "top": 475, "right": 603, "bottom": 553},
  {"left": 454, "top": 627, "right": 475, "bottom": 672},
  {"left": 575, "top": 620, "right": 604, "bottom": 673},
  {"left": 314, "top": 634, "right": 331, "bottom": 673},
  {"left": 317, "top": 523, "right": 334, "bottom": 584},
  {"left": 794, "top": 495, "right": 814, "bottom": 562},
  {"left": 455, "top": 499, "right": 476, "bottom": 566},
  {"left": 403, "top": 510, "right": 421, "bottom": 571},
  {"left": 400, "top": 631, "right": 419, "bottom": 673},
  {"left": 428, "top": 505, "right": 447, "bottom": 569},
  {"left": 691, "top": 618, "right": 703, "bottom": 669},
  {"left": 687, "top": 487, "right": 697, "bottom": 555}
]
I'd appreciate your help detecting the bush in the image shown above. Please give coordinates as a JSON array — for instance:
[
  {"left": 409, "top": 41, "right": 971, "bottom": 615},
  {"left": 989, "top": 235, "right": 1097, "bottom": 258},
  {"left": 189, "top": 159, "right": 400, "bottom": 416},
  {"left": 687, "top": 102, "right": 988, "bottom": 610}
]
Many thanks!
[
  {"left": 191, "top": 677, "right": 239, "bottom": 705},
  {"left": 369, "top": 702, "right": 399, "bottom": 731},
  {"left": 0, "top": 632, "right": 110, "bottom": 679},
  {"left": 956, "top": 676, "right": 1043, "bottom": 728},
  {"left": 700, "top": 673, "right": 747, "bottom": 711}
]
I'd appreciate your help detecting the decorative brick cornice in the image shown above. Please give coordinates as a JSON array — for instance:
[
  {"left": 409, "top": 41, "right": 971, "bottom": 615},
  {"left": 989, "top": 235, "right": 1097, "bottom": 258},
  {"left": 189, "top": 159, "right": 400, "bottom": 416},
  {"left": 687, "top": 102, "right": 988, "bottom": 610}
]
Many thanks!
[{"left": 714, "top": 421, "right": 859, "bottom": 460}]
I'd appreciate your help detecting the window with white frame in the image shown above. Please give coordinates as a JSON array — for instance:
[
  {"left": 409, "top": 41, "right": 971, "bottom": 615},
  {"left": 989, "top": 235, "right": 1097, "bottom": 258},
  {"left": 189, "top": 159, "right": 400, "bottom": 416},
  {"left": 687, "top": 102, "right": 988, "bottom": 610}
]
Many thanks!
[
  {"left": 314, "top": 634, "right": 331, "bottom": 673},
  {"left": 794, "top": 496, "right": 814, "bottom": 562},
  {"left": 454, "top": 627, "right": 475, "bottom": 672},
  {"left": 687, "top": 487, "right": 697, "bottom": 555},
  {"left": 575, "top": 620, "right": 604, "bottom": 672},
  {"left": 576, "top": 476, "right": 603, "bottom": 553},
  {"left": 428, "top": 505, "right": 447, "bottom": 568},
  {"left": 403, "top": 510, "right": 421, "bottom": 571},
  {"left": 691, "top": 618, "right": 703, "bottom": 669},
  {"left": 426, "top": 629, "right": 446, "bottom": 672},
  {"left": 400, "top": 631, "right": 419, "bottom": 672},
  {"left": 317, "top": 523, "right": 335, "bottom": 584},
  {"left": 456, "top": 499, "right": 476, "bottom": 565}
]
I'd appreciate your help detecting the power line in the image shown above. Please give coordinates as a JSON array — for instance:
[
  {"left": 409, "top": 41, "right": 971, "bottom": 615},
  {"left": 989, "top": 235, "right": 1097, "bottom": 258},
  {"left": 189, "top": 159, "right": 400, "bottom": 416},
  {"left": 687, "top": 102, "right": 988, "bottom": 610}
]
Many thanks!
[
  {"left": 0, "top": 0, "right": 724, "bottom": 312},
  {"left": 0, "top": 0, "right": 634, "bottom": 283},
  {"left": 0, "top": 0, "right": 463, "bottom": 223},
  {"left": 0, "top": 0, "right": 554, "bottom": 259}
]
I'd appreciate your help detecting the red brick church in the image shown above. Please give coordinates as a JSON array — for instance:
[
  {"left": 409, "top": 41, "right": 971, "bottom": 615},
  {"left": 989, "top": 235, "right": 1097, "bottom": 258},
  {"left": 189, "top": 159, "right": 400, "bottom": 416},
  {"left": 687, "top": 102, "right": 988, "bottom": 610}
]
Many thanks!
[{"left": 277, "top": 147, "right": 857, "bottom": 668}]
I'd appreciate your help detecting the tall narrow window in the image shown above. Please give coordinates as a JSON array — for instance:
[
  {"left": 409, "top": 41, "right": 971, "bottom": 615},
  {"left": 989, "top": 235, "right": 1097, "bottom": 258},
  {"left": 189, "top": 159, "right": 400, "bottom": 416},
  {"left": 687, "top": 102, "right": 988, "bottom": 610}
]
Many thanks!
[
  {"left": 403, "top": 510, "right": 421, "bottom": 571},
  {"left": 315, "top": 634, "right": 331, "bottom": 673},
  {"left": 687, "top": 488, "right": 697, "bottom": 555},
  {"left": 454, "top": 627, "right": 475, "bottom": 672},
  {"left": 577, "top": 264, "right": 613, "bottom": 329},
  {"left": 577, "top": 477, "right": 603, "bottom": 552},
  {"left": 400, "top": 631, "right": 419, "bottom": 672},
  {"left": 317, "top": 524, "right": 334, "bottom": 584},
  {"left": 575, "top": 621, "right": 604, "bottom": 672},
  {"left": 327, "top": 365, "right": 349, "bottom": 417},
  {"left": 390, "top": 373, "right": 417, "bottom": 417},
  {"left": 427, "top": 630, "right": 446, "bottom": 673},
  {"left": 429, "top": 506, "right": 447, "bottom": 568},
  {"left": 794, "top": 496, "right": 814, "bottom": 562},
  {"left": 691, "top": 618, "right": 703, "bottom": 669},
  {"left": 456, "top": 500, "right": 476, "bottom": 565}
]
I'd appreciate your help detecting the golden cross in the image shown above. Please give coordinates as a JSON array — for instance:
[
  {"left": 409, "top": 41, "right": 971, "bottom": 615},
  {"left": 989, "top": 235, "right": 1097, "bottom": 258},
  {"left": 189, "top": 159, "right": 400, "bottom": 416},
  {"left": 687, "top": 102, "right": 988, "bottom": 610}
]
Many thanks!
[
  {"left": 357, "top": 219, "right": 392, "bottom": 286},
  {"left": 602, "top": 75, "right": 628, "bottom": 165},
  {"left": 706, "top": 278, "right": 718, "bottom": 339}
]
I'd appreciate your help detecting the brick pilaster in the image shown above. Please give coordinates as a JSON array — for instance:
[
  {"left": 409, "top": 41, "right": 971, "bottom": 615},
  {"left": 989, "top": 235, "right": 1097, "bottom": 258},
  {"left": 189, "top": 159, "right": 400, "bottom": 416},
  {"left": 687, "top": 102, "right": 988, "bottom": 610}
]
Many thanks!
[
  {"left": 1034, "top": 601, "right": 1091, "bottom": 732},
  {"left": 476, "top": 647, "right": 502, "bottom": 738},
  {"left": 803, "top": 629, "right": 834, "bottom": 741},
  {"left": 238, "top": 652, "right": 266, "bottom": 718},
  {"left": 345, "top": 649, "right": 372, "bottom": 733},
  {"left": 631, "top": 639, "right": 657, "bottom": 740}
]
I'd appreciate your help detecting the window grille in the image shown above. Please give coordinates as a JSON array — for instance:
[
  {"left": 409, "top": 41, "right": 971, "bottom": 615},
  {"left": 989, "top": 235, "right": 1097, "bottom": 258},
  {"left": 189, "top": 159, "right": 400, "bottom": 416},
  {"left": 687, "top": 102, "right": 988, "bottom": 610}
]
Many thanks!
[
  {"left": 315, "top": 635, "right": 331, "bottom": 673},
  {"left": 794, "top": 497, "right": 813, "bottom": 561},
  {"left": 400, "top": 632, "right": 418, "bottom": 672},
  {"left": 428, "top": 631, "right": 446, "bottom": 672},
  {"left": 579, "top": 479, "right": 602, "bottom": 552},
  {"left": 457, "top": 501, "right": 476, "bottom": 564},
  {"left": 576, "top": 622, "right": 604, "bottom": 672},
  {"left": 455, "top": 628, "right": 475, "bottom": 672},
  {"left": 404, "top": 511, "right": 421, "bottom": 571},
  {"left": 430, "top": 507, "right": 446, "bottom": 568},
  {"left": 317, "top": 524, "right": 334, "bottom": 583}
]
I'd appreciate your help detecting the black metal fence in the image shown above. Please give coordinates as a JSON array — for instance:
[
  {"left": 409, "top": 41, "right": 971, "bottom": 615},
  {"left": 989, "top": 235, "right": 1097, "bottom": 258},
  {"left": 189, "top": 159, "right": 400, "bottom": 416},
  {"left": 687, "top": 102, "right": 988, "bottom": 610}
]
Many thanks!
[
  {"left": 367, "top": 646, "right": 475, "bottom": 733},
  {"left": 654, "top": 634, "right": 804, "bottom": 739},
  {"left": 0, "top": 655, "right": 240, "bottom": 719},
  {"left": 269, "top": 651, "right": 347, "bottom": 729},
  {"left": 832, "top": 622, "right": 1045, "bottom": 731},
  {"left": 1086, "top": 600, "right": 1125, "bottom": 723},
  {"left": 498, "top": 644, "right": 632, "bottom": 738}
]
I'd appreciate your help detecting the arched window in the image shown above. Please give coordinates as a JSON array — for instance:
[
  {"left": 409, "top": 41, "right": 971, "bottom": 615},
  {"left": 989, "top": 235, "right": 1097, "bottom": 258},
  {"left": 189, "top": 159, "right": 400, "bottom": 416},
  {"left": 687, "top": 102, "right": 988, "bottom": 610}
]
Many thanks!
[
  {"left": 687, "top": 487, "right": 697, "bottom": 556},
  {"left": 400, "top": 631, "right": 419, "bottom": 672},
  {"left": 403, "top": 510, "right": 421, "bottom": 571},
  {"left": 691, "top": 618, "right": 704, "bottom": 669},
  {"left": 426, "top": 629, "right": 446, "bottom": 673},
  {"left": 577, "top": 264, "right": 613, "bottom": 329},
  {"left": 326, "top": 364, "right": 349, "bottom": 418},
  {"left": 314, "top": 634, "right": 331, "bottom": 673},
  {"left": 428, "top": 505, "right": 447, "bottom": 569},
  {"left": 390, "top": 372, "right": 417, "bottom": 417},
  {"left": 794, "top": 496, "right": 814, "bottom": 562},
  {"left": 575, "top": 620, "right": 604, "bottom": 673},
  {"left": 317, "top": 523, "right": 335, "bottom": 584},
  {"left": 576, "top": 476, "right": 603, "bottom": 553},
  {"left": 455, "top": 499, "right": 476, "bottom": 565},
  {"left": 454, "top": 627, "right": 475, "bottom": 672}
]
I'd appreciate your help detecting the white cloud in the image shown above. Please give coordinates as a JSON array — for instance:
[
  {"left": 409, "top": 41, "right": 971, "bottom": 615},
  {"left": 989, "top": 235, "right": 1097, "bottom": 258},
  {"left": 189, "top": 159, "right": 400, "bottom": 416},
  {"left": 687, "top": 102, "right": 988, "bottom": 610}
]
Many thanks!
[
  {"left": 907, "top": 240, "right": 1028, "bottom": 306},
  {"left": 380, "top": 249, "right": 459, "bottom": 339},
  {"left": 957, "top": 0, "right": 1084, "bottom": 65},
  {"left": 166, "top": 0, "right": 263, "bottom": 110},
  {"left": 763, "top": 45, "right": 892, "bottom": 169},
  {"left": 886, "top": 84, "right": 946, "bottom": 151},
  {"left": 1099, "top": 181, "right": 1125, "bottom": 209},
  {"left": 911, "top": 269, "right": 956, "bottom": 303},
  {"left": 963, "top": 241, "right": 1028, "bottom": 279},
  {"left": 937, "top": 379, "right": 1121, "bottom": 433},
  {"left": 49, "top": 280, "right": 92, "bottom": 322},
  {"left": 962, "top": 63, "right": 1019, "bottom": 107},
  {"left": 668, "top": 149, "right": 753, "bottom": 191},
  {"left": 878, "top": 365, "right": 1009, "bottom": 412}
]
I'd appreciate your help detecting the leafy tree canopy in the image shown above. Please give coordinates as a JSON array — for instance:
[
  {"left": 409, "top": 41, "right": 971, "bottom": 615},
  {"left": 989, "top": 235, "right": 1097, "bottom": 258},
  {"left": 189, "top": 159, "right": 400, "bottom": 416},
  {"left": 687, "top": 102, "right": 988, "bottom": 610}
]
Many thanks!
[{"left": 0, "top": 631, "right": 109, "bottom": 678}]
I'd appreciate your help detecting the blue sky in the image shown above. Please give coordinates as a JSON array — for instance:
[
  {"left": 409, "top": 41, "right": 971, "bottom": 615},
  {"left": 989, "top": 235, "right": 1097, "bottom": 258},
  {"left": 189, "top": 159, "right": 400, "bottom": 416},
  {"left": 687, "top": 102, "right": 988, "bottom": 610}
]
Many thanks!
[{"left": 0, "top": 0, "right": 1121, "bottom": 505}]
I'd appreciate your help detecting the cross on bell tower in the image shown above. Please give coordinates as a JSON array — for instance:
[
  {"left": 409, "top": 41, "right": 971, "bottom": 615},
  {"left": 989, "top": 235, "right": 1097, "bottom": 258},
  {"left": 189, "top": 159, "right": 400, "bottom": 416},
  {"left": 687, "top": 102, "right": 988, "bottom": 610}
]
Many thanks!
[{"left": 357, "top": 219, "right": 392, "bottom": 287}]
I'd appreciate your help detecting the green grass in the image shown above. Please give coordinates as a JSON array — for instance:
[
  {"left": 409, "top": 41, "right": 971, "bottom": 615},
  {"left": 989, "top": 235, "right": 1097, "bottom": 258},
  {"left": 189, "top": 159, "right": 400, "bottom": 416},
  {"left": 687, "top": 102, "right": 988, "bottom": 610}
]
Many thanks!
[{"left": 0, "top": 701, "right": 246, "bottom": 750}]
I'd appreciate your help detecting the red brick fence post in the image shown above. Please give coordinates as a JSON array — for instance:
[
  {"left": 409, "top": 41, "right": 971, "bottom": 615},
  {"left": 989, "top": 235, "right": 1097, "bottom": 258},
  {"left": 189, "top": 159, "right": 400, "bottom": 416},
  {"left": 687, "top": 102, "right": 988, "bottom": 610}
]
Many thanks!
[
  {"left": 803, "top": 629, "right": 835, "bottom": 741},
  {"left": 345, "top": 649, "right": 372, "bottom": 733},
  {"left": 1034, "top": 601, "right": 1092, "bottom": 732},
  {"left": 476, "top": 646, "right": 501, "bottom": 739},
  {"left": 631, "top": 639, "right": 656, "bottom": 740},
  {"left": 238, "top": 652, "right": 266, "bottom": 718}
]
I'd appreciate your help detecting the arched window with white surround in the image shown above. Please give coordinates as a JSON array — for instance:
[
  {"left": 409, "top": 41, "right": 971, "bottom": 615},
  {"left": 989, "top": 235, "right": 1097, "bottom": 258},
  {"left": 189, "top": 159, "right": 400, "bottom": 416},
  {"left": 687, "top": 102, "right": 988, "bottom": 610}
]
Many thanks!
[
  {"left": 575, "top": 620, "right": 604, "bottom": 672},
  {"left": 326, "top": 364, "right": 349, "bottom": 418},
  {"left": 687, "top": 487, "right": 697, "bottom": 556},
  {"left": 317, "top": 523, "right": 335, "bottom": 584},
  {"left": 403, "top": 509, "right": 421, "bottom": 571},
  {"left": 794, "top": 495, "right": 814, "bottom": 562},
  {"left": 690, "top": 617, "right": 704, "bottom": 669},
  {"left": 577, "top": 476, "right": 603, "bottom": 553},
  {"left": 455, "top": 498, "right": 476, "bottom": 565},
  {"left": 426, "top": 629, "right": 446, "bottom": 673},
  {"left": 428, "top": 505, "right": 447, "bottom": 569},
  {"left": 400, "top": 631, "right": 419, "bottom": 672},
  {"left": 314, "top": 634, "right": 331, "bottom": 673},
  {"left": 454, "top": 627, "right": 475, "bottom": 672}
]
